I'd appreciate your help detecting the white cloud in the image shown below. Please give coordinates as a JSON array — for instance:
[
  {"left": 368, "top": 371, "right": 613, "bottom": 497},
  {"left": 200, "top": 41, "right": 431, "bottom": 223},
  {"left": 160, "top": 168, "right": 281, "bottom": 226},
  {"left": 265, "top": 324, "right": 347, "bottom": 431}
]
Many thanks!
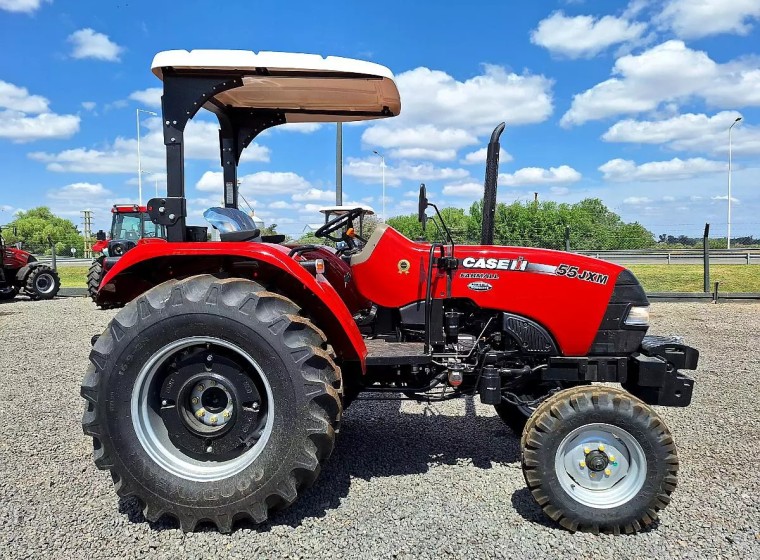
[
  {"left": 81, "top": 101, "right": 96, "bottom": 111},
  {"left": 0, "top": 110, "right": 79, "bottom": 142},
  {"left": 561, "top": 40, "right": 760, "bottom": 126},
  {"left": 550, "top": 186, "right": 570, "bottom": 196},
  {"left": 0, "top": 80, "right": 79, "bottom": 142},
  {"left": 387, "top": 148, "right": 457, "bottom": 161},
  {"left": 358, "top": 65, "right": 552, "bottom": 165},
  {"left": 623, "top": 196, "right": 653, "bottom": 205},
  {"left": 344, "top": 157, "right": 470, "bottom": 186},
  {"left": 531, "top": 11, "right": 646, "bottom": 58},
  {"left": 128, "top": 87, "right": 162, "bottom": 108},
  {"left": 68, "top": 28, "right": 124, "bottom": 62},
  {"left": 599, "top": 157, "right": 726, "bottom": 182},
  {"left": 657, "top": 0, "right": 760, "bottom": 39},
  {"left": 442, "top": 182, "right": 484, "bottom": 197},
  {"left": 196, "top": 170, "right": 312, "bottom": 196},
  {"left": 711, "top": 194, "right": 740, "bottom": 203},
  {"left": 499, "top": 165, "right": 582, "bottom": 186},
  {"left": 29, "top": 117, "right": 269, "bottom": 173},
  {"left": 0, "top": 0, "right": 49, "bottom": 13},
  {"left": 603, "top": 111, "right": 760, "bottom": 155},
  {"left": 278, "top": 122, "right": 322, "bottom": 133},
  {"left": 460, "top": 147, "right": 512, "bottom": 165},
  {"left": 292, "top": 188, "right": 335, "bottom": 202},
  {"left": 47, "top": 182, "right": 111, "bottom": 200},
  {"left": 364, "top": 124, "right": 478, "bottom": 151},
  {"left": 0, "top": 80, "right": 50, "bottom": 113}
]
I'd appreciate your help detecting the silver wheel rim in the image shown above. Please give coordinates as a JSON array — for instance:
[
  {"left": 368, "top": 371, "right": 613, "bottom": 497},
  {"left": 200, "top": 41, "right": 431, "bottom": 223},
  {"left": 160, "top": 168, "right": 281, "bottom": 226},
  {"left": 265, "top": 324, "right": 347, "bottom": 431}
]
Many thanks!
[
  {"left": 35, "top": 273, "right": 55, "bottom": 294},
  {"left": 554, "top": 423, "right": 647, "bottom": 509},
  {"left": 131, "top": 336, "right": 274, "bottom": 482}
]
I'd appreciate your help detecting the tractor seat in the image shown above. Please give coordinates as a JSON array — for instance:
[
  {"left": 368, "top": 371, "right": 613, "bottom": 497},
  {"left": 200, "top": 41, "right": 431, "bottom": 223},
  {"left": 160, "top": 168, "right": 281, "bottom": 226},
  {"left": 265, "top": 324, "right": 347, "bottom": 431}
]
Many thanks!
[{"left": 220, "top": 229, "right": 260, "bottom": 242}]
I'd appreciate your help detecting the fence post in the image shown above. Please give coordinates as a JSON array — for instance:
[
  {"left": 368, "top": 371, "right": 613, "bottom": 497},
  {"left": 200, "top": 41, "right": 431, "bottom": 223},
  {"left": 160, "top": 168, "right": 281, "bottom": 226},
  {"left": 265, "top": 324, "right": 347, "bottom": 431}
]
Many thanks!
[
  {"left": 48, "top": 235, "right": 56, "bottom": 271},
  {"left": 564, "top": 226, "right": 570, "bottom": 252},
  {"left": 703, "top": 223, "right": 710, "bottom": 293}
]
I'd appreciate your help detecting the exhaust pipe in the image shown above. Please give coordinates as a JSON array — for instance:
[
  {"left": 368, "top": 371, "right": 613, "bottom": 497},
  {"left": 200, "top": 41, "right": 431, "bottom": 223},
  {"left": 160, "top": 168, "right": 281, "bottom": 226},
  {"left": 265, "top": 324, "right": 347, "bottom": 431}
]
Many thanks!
[{"left": 480, "top": 122, "right": 505, "bottom": 245}]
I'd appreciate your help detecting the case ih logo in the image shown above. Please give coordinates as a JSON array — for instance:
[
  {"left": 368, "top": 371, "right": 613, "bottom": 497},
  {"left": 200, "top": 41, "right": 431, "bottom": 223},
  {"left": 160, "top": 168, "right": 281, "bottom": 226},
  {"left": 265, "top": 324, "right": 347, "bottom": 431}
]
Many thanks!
[{"left": 462, "top": 257, "right": 528, "bottom": 271}]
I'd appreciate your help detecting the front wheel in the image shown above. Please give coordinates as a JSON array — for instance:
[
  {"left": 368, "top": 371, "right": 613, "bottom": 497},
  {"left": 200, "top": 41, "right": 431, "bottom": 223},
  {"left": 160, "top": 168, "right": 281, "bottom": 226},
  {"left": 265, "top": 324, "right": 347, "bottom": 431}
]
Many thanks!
[
  {"left": 521, "top": 386, "right": 678, "bottom": 534},
  {"left": 86, "top": 259, "right": 104, "bottom": 301},
  {"left": 0, "top": 285, "right": 19, "bottom": 300},
  {"left": 81, "top": 275, "right": 342, "bottom": 532}
]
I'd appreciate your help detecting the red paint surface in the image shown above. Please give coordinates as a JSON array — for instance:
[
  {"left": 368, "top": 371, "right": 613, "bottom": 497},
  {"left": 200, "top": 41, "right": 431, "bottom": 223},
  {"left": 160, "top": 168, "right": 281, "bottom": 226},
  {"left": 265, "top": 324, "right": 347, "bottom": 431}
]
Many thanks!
[{"left": 351, "top": 226, "right": 625, "bottom": 355}]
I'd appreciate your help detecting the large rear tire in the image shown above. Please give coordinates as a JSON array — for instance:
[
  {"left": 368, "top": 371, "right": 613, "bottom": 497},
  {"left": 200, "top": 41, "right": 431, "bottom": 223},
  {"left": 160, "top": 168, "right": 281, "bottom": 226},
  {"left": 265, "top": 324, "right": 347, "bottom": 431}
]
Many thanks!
[
  {"left": 521, "top": 386, "right": 678, "bottom": 534},
  {"left": 24, "top": 265, "right": 60, "bottom": 300},
  {"left": 81, "top": 274, "right": 342, "bottom": 532}
]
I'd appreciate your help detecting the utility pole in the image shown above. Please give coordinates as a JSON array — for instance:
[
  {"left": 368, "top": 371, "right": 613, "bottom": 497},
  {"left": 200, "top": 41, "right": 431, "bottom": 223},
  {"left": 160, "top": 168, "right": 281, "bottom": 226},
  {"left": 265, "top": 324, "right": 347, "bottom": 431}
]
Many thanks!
[
  {"left": 336, "top": 123, "right": 343, "bottom": 205},
  {"left": 727, "top": 116, "right": 742, "bottom": 249},
  {"left": 81, "top": 209, "right": 93, "bottom": 259}
]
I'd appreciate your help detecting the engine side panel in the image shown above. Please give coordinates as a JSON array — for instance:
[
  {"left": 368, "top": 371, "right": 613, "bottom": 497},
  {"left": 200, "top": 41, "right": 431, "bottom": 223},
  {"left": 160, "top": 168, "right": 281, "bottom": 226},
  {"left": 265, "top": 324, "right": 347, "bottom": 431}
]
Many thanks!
[{"left": 351, "top": 226, "right": 625, "bottom": 355}]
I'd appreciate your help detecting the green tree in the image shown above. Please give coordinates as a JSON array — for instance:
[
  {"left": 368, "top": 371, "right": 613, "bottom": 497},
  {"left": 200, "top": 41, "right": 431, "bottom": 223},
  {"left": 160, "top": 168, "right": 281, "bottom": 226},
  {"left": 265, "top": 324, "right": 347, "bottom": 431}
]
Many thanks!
[{"left": 3, "top": 207, "right": 84, "bottom": 256}]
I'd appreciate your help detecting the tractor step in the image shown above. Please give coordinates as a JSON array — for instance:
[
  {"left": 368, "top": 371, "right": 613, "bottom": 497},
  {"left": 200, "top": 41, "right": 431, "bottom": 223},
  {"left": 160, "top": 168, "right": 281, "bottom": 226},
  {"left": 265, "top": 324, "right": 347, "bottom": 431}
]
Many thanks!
[{"left": 364, "top": 339, "right": 429, "bottom": 366}]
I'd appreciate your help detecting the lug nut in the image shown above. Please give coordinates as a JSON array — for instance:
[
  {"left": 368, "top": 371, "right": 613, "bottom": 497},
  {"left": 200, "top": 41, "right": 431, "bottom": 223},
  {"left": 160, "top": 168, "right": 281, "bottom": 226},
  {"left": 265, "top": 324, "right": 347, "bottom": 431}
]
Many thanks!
[
  {"left": 210, "top": 416, "right": 218, "bottom": 424},
  {"left": 198, "top": 384, "right": 204, "bottom": 391},
  {"left": 223, "top": 411, "right": 231, "bottom": 419},
  {"left": 579, "top": 461, "right": 586, "bottom": 468},
  {"left": 583, "top": 446, "right": 591, "bottom": 454},
  {"left": 598, "top": 444, "right": 606, "bottom": 452},
  {"left": 209, "top": 380, "right": 216, "bottom": 386},
  {"left": 251, "top": 402, "right": 260, "bottom": 411},
  {"left": 604, "top": 468, "right": 612, "bottom": 476},
  {"left": 206, "top": 355, "right": 213, "bottom": 362},
  {"left": 196, "top": 409, "right": 206, "bottom": 418},
  {"left": 191, "top": 397, "right": 199, "bottom": 405},
  {"left": 608, "top": 455, "right": 616, "bottom": 462}
]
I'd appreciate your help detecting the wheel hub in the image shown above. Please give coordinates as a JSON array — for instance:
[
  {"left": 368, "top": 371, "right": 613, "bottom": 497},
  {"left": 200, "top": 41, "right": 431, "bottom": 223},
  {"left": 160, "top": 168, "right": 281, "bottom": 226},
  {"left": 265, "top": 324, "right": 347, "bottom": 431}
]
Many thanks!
[
  {"left": 131, "top": 337, "right": 274, "bottom": 482},
  {"left": 554, "top": 424, "right": 647, "bottom": 509},
  {"left": 584, "top": 450, "right": 609, "bottom": 472},
  {"left": 190, "top": 379, "right": 234, "bottom": 427}
]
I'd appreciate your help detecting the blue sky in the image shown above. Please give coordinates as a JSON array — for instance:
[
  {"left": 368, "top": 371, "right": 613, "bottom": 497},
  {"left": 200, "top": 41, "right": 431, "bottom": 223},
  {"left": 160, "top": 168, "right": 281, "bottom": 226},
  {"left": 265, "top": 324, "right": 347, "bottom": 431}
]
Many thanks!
[{"left": 1, "top": 0, "right": 760, "bottom": 239}]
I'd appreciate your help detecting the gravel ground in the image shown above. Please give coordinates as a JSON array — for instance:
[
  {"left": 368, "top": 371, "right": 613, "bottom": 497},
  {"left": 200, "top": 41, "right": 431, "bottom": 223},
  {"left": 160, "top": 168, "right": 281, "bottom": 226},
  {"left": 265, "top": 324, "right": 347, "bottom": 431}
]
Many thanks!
[{"left": 1, "top": 297, "right": 759, "bottom": 559}]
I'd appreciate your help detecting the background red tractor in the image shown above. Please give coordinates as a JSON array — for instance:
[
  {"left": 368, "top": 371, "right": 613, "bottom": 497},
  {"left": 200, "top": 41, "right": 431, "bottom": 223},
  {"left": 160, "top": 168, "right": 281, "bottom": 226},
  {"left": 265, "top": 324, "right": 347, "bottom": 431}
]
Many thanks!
[
  {"left": 87, "top": 204, "right": 165, "bottom": 306},
  {"left": 0, "top": 226, "right": 60, "bottom": 300},
  {"left": 82, "top": 50, "right": 698, "bottom": 535}
]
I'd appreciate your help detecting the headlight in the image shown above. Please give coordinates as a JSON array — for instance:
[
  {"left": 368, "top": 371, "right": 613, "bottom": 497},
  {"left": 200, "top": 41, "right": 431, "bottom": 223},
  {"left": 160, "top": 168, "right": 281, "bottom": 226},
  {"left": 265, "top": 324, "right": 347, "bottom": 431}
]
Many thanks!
[{"left": 624, "top": 305, "right": 650, "bottom": 327}]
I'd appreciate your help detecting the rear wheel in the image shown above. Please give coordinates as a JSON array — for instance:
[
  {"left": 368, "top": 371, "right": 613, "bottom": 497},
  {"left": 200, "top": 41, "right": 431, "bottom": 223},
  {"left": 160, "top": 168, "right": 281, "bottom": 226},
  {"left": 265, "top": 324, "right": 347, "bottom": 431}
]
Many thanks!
[
  {"left": 24, "top": 265, "right": 60, "bottom": 300},
  {"left": 521, "top": 386, "right": 678, "bottom": 534},
  {"left": 81, "top": 274, "right": 342, "bottom": 532}
]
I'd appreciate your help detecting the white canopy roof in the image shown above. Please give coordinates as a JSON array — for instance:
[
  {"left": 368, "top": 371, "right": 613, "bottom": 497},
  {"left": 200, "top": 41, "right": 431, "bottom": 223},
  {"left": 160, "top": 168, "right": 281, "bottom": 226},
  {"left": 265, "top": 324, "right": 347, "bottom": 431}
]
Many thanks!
[
  {"left": 151, "top": 49, "right": 400, "bottom": 123},
  {"left": 319, "top": 205, "right": 375, "bottom": 216}
]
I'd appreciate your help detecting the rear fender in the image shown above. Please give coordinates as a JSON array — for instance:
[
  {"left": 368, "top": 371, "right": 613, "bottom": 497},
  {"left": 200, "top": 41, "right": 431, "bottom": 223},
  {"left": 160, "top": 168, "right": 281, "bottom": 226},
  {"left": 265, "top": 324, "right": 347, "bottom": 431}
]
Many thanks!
[
  {"left": 98, "top": 240, "right": 367, "bottom": 370},
  {"left": 15, "top": 262, "right": 44, "bottom": 284}
]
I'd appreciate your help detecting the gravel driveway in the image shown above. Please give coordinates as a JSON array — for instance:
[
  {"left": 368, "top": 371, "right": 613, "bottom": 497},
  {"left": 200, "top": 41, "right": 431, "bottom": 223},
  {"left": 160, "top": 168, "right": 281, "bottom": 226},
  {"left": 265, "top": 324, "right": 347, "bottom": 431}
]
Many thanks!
[{"left": 1, "top": 298, "right": 758, "bottom": 559}]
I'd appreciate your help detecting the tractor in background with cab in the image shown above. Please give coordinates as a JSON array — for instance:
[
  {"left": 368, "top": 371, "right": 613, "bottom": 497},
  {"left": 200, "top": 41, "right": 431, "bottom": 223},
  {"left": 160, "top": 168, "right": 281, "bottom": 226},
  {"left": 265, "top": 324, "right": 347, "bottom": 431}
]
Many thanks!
[
  {"left": 87, "top": 204, "right": 166, "bottom": 306},
  {"left": 82, "top": 49, "right": 698, "bottom": 535}
]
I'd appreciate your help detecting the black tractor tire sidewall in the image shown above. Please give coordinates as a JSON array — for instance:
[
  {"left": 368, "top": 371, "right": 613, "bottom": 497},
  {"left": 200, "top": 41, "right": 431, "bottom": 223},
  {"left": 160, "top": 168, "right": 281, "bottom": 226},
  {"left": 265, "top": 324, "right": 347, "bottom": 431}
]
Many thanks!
[
  {"left": 85, "top": 276, "right": 340, "bottom": 527},
  {"left": 87, "top": 260, "right": 104, "bottom": 301},
  {"left": 25, "top": 266, "right": 60, "bottom": 300},
  {"left": 522, "top": 387, "right": 677, "bottom": 533}
]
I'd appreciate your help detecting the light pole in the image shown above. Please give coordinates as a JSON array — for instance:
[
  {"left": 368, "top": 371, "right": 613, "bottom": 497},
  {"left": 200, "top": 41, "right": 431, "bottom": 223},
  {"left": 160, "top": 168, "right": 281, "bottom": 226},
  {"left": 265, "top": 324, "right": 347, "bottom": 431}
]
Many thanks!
[
  {"left": 136, "top": 108, "right": 158, "bottom": 205},
  {"left": 373, "top": 150, "right": 386, "bottom": 222},
  {"left": 727, "top": 116, "right": 742, "bottom": 249}
]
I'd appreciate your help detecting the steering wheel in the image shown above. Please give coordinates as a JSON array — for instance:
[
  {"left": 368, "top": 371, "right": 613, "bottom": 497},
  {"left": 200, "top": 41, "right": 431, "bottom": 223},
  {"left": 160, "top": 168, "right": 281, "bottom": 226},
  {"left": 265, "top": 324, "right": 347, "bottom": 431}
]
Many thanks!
[{"left": 314, "top": 208, "right": 367, "bottom": 249}]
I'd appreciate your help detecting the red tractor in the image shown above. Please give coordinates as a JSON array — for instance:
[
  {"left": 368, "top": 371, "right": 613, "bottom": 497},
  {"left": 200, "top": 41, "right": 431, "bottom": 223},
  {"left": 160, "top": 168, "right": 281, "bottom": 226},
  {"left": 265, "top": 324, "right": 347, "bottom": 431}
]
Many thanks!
[
  {"left": 82, "top": 50, "right": 698, "bottom": 535},
  {"left": 87, "top": 204, "right": 166, "bottom": 305},
  {"left": 0, "top": 227, "right": 60, "bottom": 300}
]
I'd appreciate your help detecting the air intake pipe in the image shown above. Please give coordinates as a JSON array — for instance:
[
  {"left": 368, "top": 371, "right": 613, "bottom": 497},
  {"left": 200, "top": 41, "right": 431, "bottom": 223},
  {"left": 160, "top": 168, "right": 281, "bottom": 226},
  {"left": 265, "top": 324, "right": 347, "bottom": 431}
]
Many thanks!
[{"left": 480, "top": 122, "right": 506, "bottom": 245}]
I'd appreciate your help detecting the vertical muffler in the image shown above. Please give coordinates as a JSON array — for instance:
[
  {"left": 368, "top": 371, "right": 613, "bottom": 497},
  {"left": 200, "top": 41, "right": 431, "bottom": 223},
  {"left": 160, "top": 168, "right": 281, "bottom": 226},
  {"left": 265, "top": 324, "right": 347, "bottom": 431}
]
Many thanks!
[{"left": 480, "top": 122, "right": 506, "bottom": 245}]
